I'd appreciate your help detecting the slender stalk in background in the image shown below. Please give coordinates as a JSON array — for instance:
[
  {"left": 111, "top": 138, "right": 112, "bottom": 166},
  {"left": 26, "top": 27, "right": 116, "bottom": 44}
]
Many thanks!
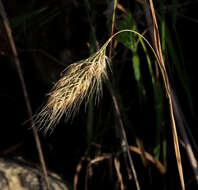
[
  {"left": 0, "top": 1, "right": 50, "bottom": 190},
  {"left": 108, "top": 0, "right": 117, "bottom": 57},
  {"left": 84, "top": 0, "right": 97, "bottom": 145},
  {"left": 108, "top": 85, "right": 140, "bottom": 190},
  {"left": 149, "top": 0, "right": 185, "bottom": 189},
  {"left": 85, "top": 1, "right": 140, "bottom": 188}
]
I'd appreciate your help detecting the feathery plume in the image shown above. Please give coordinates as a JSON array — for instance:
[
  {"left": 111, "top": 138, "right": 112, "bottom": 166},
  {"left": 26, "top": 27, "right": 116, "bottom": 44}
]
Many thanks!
[
  {"left": 35, "top": 45, "right": 110, "bottom": 133},
  {"left": 34, "top": 30, "right": 152, "bottom": 133}
]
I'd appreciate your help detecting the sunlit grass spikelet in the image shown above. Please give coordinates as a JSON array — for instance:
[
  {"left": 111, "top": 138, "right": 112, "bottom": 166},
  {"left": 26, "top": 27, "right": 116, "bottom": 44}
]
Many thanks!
[
  {"left": 34, "top": 29, "right": 157, "bottom": 133},
  {"left": 35, "top": 45, "right": 110, "bottom": 133}
]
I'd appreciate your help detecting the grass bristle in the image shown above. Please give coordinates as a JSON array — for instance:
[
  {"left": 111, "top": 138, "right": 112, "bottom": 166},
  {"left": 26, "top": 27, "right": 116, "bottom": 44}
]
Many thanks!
[{"left": 34, "top": 48, "right": 110, "bottom": 133}]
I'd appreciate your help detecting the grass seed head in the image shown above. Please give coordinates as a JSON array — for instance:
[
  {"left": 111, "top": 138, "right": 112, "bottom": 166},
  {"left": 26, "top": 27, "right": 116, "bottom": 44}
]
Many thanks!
[{"left": 34, "top": 47, "right": 110, "bottom": 133}]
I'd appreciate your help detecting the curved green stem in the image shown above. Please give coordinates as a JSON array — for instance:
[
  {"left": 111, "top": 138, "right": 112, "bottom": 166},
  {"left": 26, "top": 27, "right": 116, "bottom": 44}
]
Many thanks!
[{"left": 100, "top": 29, "right": 169, "bottom": 95}]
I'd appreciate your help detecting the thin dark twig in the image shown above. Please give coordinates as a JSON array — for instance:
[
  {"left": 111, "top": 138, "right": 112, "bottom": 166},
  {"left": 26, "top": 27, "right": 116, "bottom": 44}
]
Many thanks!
[
  {"left": 0, "top": 1, "right": 50, "bottom": 190},
  {"left": 84, "top": 1, "right": 140, "bottom": 189},
  {"left": 107, "top": 0, "right": 140, "bottom": 188},
  {"left": 108, "top": 0, "right": 117, "bottom": 57},
  {"left": 170, "top": 87, "right": 198, "bottom": 184},
  {"left": 19, "top": 48, "right": 66, "bottom": 67},
  {"left": 108, "top": 85, "right": 140, "bottom": 190},
  {"left": 166, "top": 0, "right": 198, "bottom": 9},
  {"left": 177, "top": 14, "right": 198, "bottom": 24},
  {"left": 84, "top": 0, "right": 99, "bottom": 50}
]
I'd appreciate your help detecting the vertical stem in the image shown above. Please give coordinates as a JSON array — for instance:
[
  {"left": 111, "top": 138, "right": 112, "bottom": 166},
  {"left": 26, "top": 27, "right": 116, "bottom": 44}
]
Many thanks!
[
  {"left": 107, "top": 2, "right": 140, "bottom": 188},
  {"left": 0, "top": 2, "right": 50, "bottom": 189},
  {"left": 84, "top": 1, "right": 140, "bottom": 187},
  {"left": 108, "top": 0, "right": 117, "bottom": 57},
  {"left": 170, "top": 88, "right": 198, "bottom": 185},
  {"left": 148, "top": 0, "right": 185, "bottom": 189},
  {"left": 108, "top": 86, "right": 140, "bottom": 190}
]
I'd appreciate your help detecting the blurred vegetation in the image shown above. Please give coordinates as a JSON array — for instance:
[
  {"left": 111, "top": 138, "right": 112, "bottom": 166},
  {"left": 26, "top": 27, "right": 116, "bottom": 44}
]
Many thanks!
[{"left": 1, "top": 0, "right": 198, "bottom": 189}]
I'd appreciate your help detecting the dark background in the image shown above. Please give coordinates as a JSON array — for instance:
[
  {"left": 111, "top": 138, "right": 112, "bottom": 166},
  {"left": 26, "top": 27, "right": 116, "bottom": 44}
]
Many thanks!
[{"left": 0, "top": 0, "right": 198, "bottom": 189}]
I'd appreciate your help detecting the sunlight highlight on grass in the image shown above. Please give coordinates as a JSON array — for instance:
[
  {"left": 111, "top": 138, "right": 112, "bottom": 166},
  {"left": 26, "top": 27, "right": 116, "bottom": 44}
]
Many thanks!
[{"left": 35, "top": 46, "right": 110, "bottom": 133}]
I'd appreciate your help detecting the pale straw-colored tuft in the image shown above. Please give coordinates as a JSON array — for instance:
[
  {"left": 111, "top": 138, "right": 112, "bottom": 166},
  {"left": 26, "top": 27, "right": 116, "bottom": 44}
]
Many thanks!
[
  {"left": 34, "top": 29, "right": 153, "bottom": 133},
  {"left": 35, "top": 45, "right": 110, "bottom": 133}
]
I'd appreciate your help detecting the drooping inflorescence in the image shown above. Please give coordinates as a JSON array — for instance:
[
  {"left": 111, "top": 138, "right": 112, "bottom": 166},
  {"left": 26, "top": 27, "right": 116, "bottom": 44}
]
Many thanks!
[
  {"left": 34, "top": 44, "right": 110, "bottom": 133},
  {"left": 34, "top": 30, "right": 156, "bottom": 133}
]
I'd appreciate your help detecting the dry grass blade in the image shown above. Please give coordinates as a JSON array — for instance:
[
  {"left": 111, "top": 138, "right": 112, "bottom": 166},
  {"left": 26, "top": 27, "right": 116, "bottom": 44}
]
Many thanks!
[
  {"left": 35, "top": 46, "right": 110, "bottom": 133},
  {"left": 74, "top": 153, "right": 88, "bottom": 190},
  {"left": 89, "top": 154, "right": 111, "bottom": 165},
  {"left": 149, "top": 0, "right": 185, "bottom": 189},
  {"left": 0, "top": 1, "right": 50, "bottom": 189},
  {"left": 129, "top": 145, "right": 166, "bottom": 174},
  {"left": 114, "top": 157, "right": 125, "bottom": 190},
  {"left": 85, "top": 154, "right": 112, "bottom": 190}
]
